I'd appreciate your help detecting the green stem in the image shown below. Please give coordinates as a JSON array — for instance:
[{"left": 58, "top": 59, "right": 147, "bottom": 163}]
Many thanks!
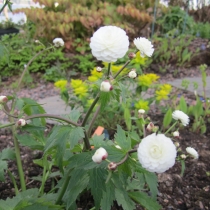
[
  {"left": 4, "top": 104, "right": 26, "bottom": 191},
  {"left": 83, "top": 130, "right": 91, "bottom": 151},
  {"left": 39, "top": 157, "right": 48, "bottom": 196},
  {"left": 25, "top": 114, "right": 79, "bottom": 127},
  {"left": 55, "top": 169, "right": 72, "bottom": 205},
  {"left": 7, "top": 170, "right": 19, "bottom": 195},
  {"left": 0, "top": 0, "right": 10, "bottom": 13},
  {"left": 164, "top": 121, "right": 178, "bottom": 135},
  {"left": 0, "top": 122, "right": 15, "bottom": 129},
  {"left": 87, "top": 105, "right": 101, "bottom": 137},
  {"left": 81, "top": 93, "right": 100, "bottom": 127},
  {"left": 113, "top": 60, "right": 131, "bottom": 79},
  {"left": 107, "top": 63, "right": 111, "bottom": 78},
  {"left": 105, "top": 170, "right": 113, "bottom": 184}
]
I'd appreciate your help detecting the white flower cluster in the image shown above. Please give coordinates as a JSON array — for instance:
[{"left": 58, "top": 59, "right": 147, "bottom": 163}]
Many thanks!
[{"left": 137, "top": 133, "right": 177, "bottom": 173}]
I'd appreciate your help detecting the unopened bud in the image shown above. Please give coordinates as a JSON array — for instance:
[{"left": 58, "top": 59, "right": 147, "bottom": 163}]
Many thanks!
[
  {"left": 100, "top": 81, "right": 113, "bottom": 92},
  {"left": 138, "top": 109, "right": 145, "bottom": 118},
  {"left": 17, "top": 119, "right": 26, "bottom": 127},
  {"left": 54, "top": 2, "right": 59, "bottom": 7},
  {"left": 180, "top": 154, "right": 186, "bottom": 159},
  {"left": 147, "top": 122, "right": 154, "bottom": 131},
  {"left": 0, "top": 96, "right": 8, "bottom": 103},
  {"left": 92, "top": 147, "right": 108, "bottom": 164},
  {"left": 128, "top": 69, "right": 137, "bottom": 79},
  {"left": 96, "top": 66, "right": 102, "bottom": 72},
  {"left": 108, "top": 162, "right": 117, "bottom": 171},
  {"left": 174, "top": 142, "right": 180, "bottom": 147},
  {"left": 173, "top": 131, "right": 179, "bottom": 138},
  {"left": 128, "top": 52, "right": 136, "bottom": 59}
]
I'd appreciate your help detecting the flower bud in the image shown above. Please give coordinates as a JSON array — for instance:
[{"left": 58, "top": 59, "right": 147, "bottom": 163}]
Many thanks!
[
  {"left": 0, "top": 96, "right": 8, "bottom": 103},
  {"left": 146, "top": 122, "right": 154, "bottom": 131},
  {"left": 17, "top": 119, "right": 26, "bottom": 127},
  {"left": 128, "top": 52, "right": 136, "bottom": 59},
  {"left": 108, "top": 162, "right": 117, "bottom": 171},
  {"left": 100, "top": 81, "right": 113, "bottom": 92},
  {"left": 92, "top": 147, "right": 108, "bottom": 164},
  {"left": 96, "top": 66, "right": 102, "bottom": 72},
  {"left": 138, "top": 109, "right": 145, "bottom": 114},
  {"left": 173, "top": 131, "right": 179, "bottom": 138},
  {"left": 180, "top": 154, "right": 187, "bottom": 159},
  {"left": 54, "top": 2, "right": 59, "bottom": 7},
  {"left": 174, "top": 142, "right": 180, "bottom": 147},
  {"left": 128, "top": 70, "right": 137, "bottom": 79}
]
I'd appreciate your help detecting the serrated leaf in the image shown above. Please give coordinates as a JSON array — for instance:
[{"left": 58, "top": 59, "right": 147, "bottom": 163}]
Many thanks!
[
  {"left": 16, "top": 134, "right": 43, "bottom": 150},
  {"left": 44, "top": 126, "right": 71, "bottom": 171},
  {"left": 144, "top": 172, "right": 158, "bottom": 198},
  {"left": 99, "top": 92, "right": 111, "bottom": 112},
  {"left": 63, "top": 169, "right": 89, "bottom": 209},
  {"left": 0, "top": 148, "right": 15, "bottom": 160},
  {"left": 68, "top": 109, "right": 81, "bottom": 123},
  {"left": 114, "top": 125, "right": 131, "bottom": 151},
  {"left": 69, "top": 127, "right": 84, "bottom": 149},
  {"left": 129, "top": 191, "right": 161, "bottom": 210},
  {"left": 89, "top": 168, "right": 107, "bottom": 210},
  {"left": 0, "top": 160, "right": 7, "bottom": 181},
  {"left": 163, "top": 108, "right": 172, "bottom": 128},
  {"left": 101, "top": 180, "right": 115, "bottom": 210},
  {"left": 115, "top": 188, "right": 135, "bottom": 210}
]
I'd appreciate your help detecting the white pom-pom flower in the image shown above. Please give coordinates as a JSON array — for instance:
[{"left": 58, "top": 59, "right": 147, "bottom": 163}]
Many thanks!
[
  {"left": 0, "top": 96, "right": 8, "bottom": 103},
  {"left": 100, "top": 81, "right": 113, "bottom": 92},
  {"left": 17, "top": 119, "right": 26, "bottom": 127},
  {"left": 128, "top": 70, "right": 137, "bottom": 79},
  {"left": 92, "top": 147, "right": 108, "bottom": 163},
  {"left": 90, "top": 26, "right": 129, "bottom": 62},
  {"left": 137, "top": 133, "right": 177, "bottom": 173},
  {"left": 186, "top": 147, "right": 199, "bottom": 159},
  {"left": 172, "top": 110, "right": 190, "bottom": 126},
  {"left": 133, "top": 37, "right": 154, "bottom": 57},
  {"left": 53, "top": 38, "right": 64, "bottom": 47}
]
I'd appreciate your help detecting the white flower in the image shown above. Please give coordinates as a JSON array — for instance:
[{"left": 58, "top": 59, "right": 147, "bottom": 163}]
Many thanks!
[
  {"left": 92, "top": 147, "right": 108, "bottom": 163},
  {"left": 90, "top": 26, "right": 129, "bottom": 62},
  {"left": 128, "top": 70, "right": 137, "bottom": 79},
  {"left": 54, "top": 2, "right": 59, "bottom": 7},
  {"left": 172, "top": 110, "right": 190, "bottom": 126},
  {"left": 133, "top": 37, "right": 154, "bottom": 57},
  {"left": 173, "top": 131, "right": 179, "bottom": 137},
  {"left": 186, "top": 147, "right": 199, "bottom": 159},
  {"left": 17, "top": 119, "right": 26, "bottom": 127},
  {"left": 0, "top": 96, "right": 8, "bottom": 103},
  {"left": 100, "top": 81, "right": 113, "bottom": 92},
  {"left": 137, "top": 133, "right": 177, "bottom": 173},
  {"left": 53, "top": 38, "right": 64, "bottom": 47},
  {"left": 96, "top": 66, "right": 102, "bottom": 72}
]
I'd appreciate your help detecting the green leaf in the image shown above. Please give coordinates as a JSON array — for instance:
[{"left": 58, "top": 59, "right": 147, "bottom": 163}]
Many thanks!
[
  {"left": 115, "top": 188, "right": 135, "bottom": 210},
  {"left": 68, "top": 109, "right": 81, "bottom": 123},
  {"left": 179, "top": 96, "right": 187, "bottom": 113},
  {"left": 44, "top": 126, "right": 71, "bottom": 171},
  {"left": 89, "top": 168, "right": 107, "bottom": 210},
  {"left": 99, "top": 92, "right": 111, "bottom": 112},
  {"left": 0, "top": 160, "right": 7, "bottom": 181},
  {"left": 69, "top": 127, "right": 84, "bottom": 149},
  {"left": 114, "top": 125, "right": 131, "bottom": 151},
  {"left": 144, "top": 172, "right": 158, "bottom": 198},
  {"left": 163, "top": 108, "right": 172, "bottom": 128},
  {"left": 101, "top": 180, "right": 115, "bottom": 210},
  {"left": 123, "top": 105, "right": 131, "bottom": 130},
  {"left": 0, "top": 148, "right": 15, "bottom": 160},
  {"left": 63, "top": 169, "right": 89, "bottom": 209},
  {"left": 16, "top": 134, "right": 43, "bottom": 150},
  {"left": 129, "top": 191, "right": 161, "bottom": 210}
]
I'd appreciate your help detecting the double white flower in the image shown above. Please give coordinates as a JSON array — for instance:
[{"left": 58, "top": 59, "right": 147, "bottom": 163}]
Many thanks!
[
  {"left": 137, "top": 133, "right": 177, "bottom": 173},
  {"left": 53, "top": 38, "right": 64, "bottom": 47}
]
